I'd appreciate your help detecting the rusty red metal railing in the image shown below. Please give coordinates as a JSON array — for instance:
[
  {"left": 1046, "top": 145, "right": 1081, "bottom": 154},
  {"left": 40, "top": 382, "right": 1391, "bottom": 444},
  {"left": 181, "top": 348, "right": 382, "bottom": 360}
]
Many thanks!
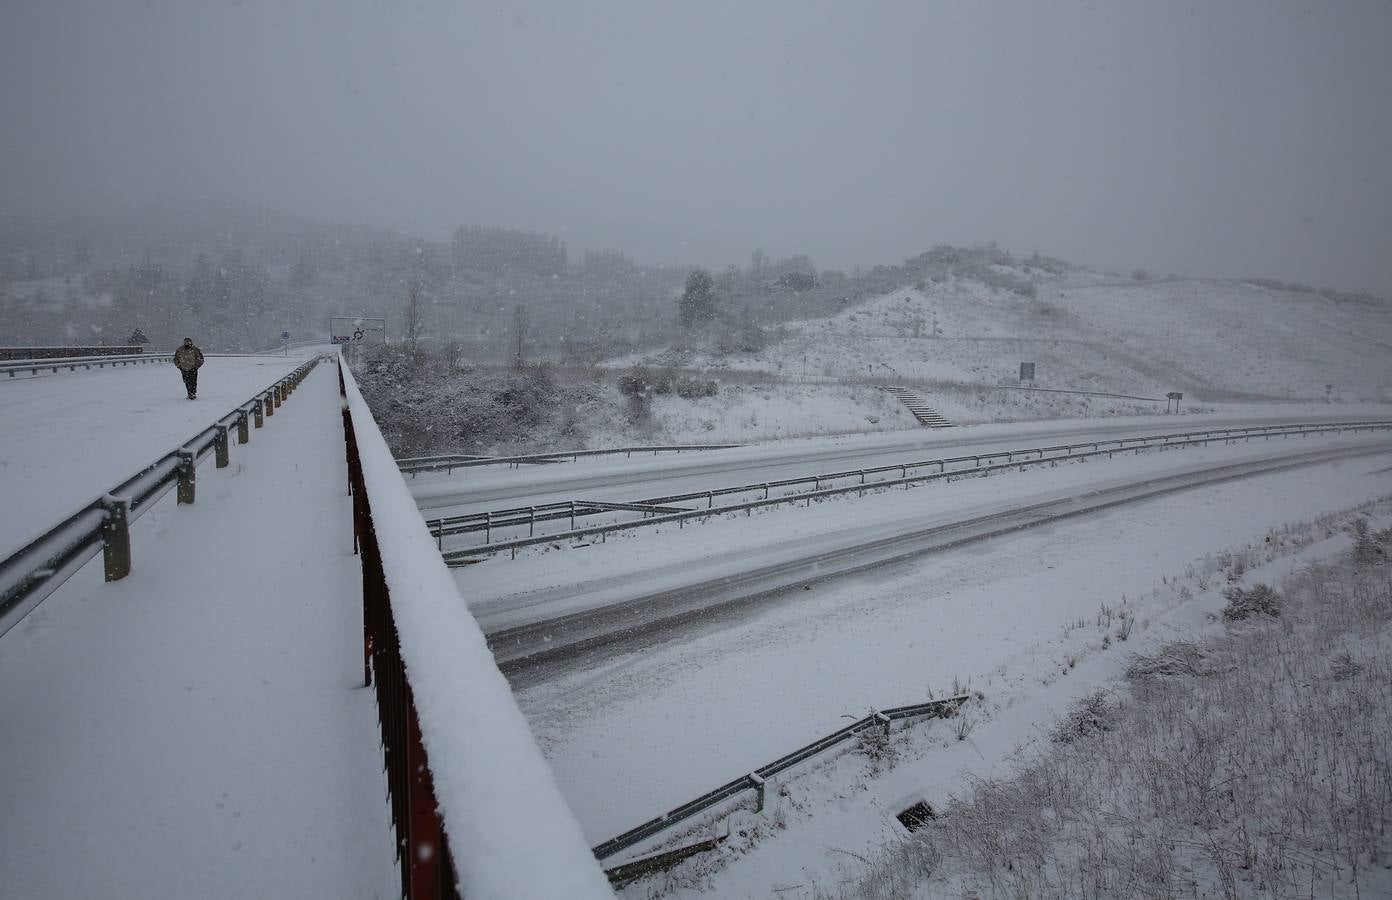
[{"left": 340, "top": 359, "right": 458, "bottom": 899}]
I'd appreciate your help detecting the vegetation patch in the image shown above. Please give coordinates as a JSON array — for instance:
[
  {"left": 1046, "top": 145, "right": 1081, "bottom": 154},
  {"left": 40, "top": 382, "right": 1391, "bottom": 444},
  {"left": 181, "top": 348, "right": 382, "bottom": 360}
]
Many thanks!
[{"left": 819, "top": 536, "right": 1392, "bottom": 900}]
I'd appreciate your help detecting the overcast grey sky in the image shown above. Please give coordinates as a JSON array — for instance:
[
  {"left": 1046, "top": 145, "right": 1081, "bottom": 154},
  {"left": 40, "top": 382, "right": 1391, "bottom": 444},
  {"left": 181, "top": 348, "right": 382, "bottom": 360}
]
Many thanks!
[{"left": 2, "top": 0, "right": 1389, "bottom": 292}]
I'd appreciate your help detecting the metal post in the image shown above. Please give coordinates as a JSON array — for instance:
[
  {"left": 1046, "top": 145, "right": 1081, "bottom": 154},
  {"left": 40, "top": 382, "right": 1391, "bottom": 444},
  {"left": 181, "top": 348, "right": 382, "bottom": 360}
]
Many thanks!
[
  {"left": 274, "top": 384, "right": 283, "bottom": 408},
  {"left": 264, "top": 392, "right": 274, "bottom": 417},
  {"left": 101, "top": 498, "right": 132, "bottom": 581},
  {"left": 176, "top": 449, "right": 196, "bottom": 504},
  {"left": 254, "top": 398, "right": 264, "bottom": 428},
  {"left": 529, "top": 507, "right": 536, "bottom": 537},
  {"left": 406, "top": 701, "right": 446, "bottom": 900},
  {"left": 214, "top": 425, "right": 230, "bottom": 468},
  {"left": 237, "top": 411, "right": 250, "bottom": 444}
]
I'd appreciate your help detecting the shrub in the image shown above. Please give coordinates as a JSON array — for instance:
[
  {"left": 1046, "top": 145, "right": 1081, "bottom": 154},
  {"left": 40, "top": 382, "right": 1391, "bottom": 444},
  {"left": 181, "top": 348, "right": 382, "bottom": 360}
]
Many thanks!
[
  {"left": 1049, "top": 689, "right": 1119, "bottom": 744},
  {"left": 1221, "top": 583, "right": 1282, "bottom": 621},
  {"left": 1126, "top": 641, "right": 1209, "bottom": 679},
  {"left": 674, "top": 377, "right": 718, "bottom": 399}
]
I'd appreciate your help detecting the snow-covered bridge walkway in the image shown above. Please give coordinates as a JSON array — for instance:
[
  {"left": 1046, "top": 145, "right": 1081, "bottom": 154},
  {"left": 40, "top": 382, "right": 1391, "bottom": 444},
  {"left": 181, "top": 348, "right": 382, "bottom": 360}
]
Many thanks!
[{"left": 0, "top": 363, "right": 397, "bottom": 898}]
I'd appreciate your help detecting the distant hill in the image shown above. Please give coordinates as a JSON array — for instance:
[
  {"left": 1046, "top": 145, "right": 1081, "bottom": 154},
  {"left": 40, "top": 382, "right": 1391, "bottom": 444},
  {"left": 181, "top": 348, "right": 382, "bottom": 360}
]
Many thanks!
[{"left": 634, "top": 263, "right": 1392, "bottom": 403}]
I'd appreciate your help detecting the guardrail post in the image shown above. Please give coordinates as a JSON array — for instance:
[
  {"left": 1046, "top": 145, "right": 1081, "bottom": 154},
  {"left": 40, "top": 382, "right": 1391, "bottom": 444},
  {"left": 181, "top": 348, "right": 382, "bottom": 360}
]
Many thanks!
[
  {"left": 101, "top": 498, "right": 132, "bottom": 581},
  {"left": 214, "top": 425, "right": 230, "bottom": 468},
  {"left": 275, "top": 384, "right": 284, "bottom": 408},
  {"left": 748, "top": 773, "right": 766, "bottom": 813},
  {"left": 264, "top": 391, "right": 275, "bottom": 417},
  {"left": 237, "top": 411, "right": 250, "bottom": 444},
  {"left": 176, "top": 450, "right": 196, "bottom": 504},
  {"left": 254, "top": 398, "right": 265, "bottom": 427}
]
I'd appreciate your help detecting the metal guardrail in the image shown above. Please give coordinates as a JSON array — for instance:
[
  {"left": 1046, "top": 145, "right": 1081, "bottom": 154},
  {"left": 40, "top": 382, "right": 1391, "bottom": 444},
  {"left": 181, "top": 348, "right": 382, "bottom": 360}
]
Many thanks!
[
  {"left": 1, "top": 353, "right": 165, "bottom": 377},
  {"left": 994, "top": 384, "right": 1164, "bottom": 402},
  {"left": 339, "top": 361, "right": 458, "bottom": 900},
  {"left": 0, "top": 345, "right": 145, "bottom": 361},
  {"left": 0, "top": 357, "right": 323, "bottom": 639},
  {"left": 1, "top": 350, "right": 309, "bottom": 377},
  {"left": 592, "top": 695, "right": 969, "bottom": 873},
  {"left": 438, "top": 420, "right": 1392, "bottom": 561},
  {"left": 399, "top": 443, "right": 741, "bottom": 475}
]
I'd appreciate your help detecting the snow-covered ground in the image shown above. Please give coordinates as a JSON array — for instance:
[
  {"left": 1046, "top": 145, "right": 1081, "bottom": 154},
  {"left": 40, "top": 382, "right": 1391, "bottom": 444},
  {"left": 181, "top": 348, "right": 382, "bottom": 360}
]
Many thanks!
[
  {"left": 617, "top": 271, "right": 1392, "bottom": 416},
  {"left": 0, "top": 365, "right": 398, "bottom": 899},
  {"left": 0, "top": 353, "right": 309, "bottom": 559},
  {"left": 481, "top": 438, "right": 1392, "bottom": 895}
]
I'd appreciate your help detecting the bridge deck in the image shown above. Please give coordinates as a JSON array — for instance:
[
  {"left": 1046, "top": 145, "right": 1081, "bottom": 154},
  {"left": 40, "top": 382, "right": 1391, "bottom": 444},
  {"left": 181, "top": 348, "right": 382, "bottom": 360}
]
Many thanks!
[
  {"left": 0, "top": 365, "right": 395, "bottom": 899},
  {"left": 0, "top": 353, "right": 308, "bottom": 560}
]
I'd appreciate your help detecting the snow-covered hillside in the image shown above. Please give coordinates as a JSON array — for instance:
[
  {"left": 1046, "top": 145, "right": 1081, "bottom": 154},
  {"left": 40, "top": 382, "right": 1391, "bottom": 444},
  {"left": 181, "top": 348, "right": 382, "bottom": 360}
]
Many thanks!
[{"left": 629, "top": 268, "right": 1392, "bottom": 405}]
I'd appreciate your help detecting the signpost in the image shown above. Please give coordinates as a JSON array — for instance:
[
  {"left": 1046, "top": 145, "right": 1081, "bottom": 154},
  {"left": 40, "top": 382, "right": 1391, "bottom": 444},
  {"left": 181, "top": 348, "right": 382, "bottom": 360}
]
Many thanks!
[
  {"left": 329, "top": 317, "right": 386, "bottom": 363},
  {"left": 281, "top": 330, "right": 290, "bottom": 356}
]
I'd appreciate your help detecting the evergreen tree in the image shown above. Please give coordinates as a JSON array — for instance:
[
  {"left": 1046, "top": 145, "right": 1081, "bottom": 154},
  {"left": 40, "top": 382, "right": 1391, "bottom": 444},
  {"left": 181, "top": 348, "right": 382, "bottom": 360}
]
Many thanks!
[{"left": 678, "top": 268, "right": 716, "bottom": 328}]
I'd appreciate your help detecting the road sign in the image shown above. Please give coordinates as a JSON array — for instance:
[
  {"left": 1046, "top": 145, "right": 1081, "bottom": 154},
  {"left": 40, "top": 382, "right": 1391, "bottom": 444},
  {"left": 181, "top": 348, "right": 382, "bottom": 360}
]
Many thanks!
[
  {"left": 328, "top": 316, "right": 386, "bottom": 346},
  {"left": 280, "top": 330, "right": 290, "bottom": 341}
]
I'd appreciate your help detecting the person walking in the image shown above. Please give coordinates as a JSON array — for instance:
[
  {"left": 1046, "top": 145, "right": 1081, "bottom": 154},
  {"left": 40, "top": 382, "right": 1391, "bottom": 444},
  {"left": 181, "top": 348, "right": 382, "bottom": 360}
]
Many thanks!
[{"left": 173, "top": 337, "right": 205, "bottom": 399}]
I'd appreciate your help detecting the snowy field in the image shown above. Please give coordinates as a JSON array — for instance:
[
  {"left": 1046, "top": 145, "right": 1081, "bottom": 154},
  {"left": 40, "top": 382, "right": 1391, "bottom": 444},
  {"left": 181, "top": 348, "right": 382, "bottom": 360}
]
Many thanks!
[{"left": 0, "top": 353, "right": 309, "bottom": 559}]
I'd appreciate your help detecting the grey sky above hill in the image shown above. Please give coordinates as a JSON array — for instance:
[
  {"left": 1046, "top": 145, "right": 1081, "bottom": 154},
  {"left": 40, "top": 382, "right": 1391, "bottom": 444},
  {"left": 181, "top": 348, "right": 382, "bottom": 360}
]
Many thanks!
[{"left": 2, "top": 0, "right": 1389, "bottom": 294}]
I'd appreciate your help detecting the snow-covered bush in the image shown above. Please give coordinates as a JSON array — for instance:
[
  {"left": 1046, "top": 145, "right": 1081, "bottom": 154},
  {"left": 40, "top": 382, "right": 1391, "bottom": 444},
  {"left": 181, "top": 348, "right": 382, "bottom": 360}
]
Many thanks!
[{"left": 1221, "top": 582, "right": 1282, "bottom": 621}]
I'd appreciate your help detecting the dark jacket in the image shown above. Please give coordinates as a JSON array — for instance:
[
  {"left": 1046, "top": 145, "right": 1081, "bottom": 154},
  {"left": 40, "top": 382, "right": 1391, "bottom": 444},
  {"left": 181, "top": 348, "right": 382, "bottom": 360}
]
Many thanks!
[{"left": 173, "top": 344, "right": 205, "bottom": 371}]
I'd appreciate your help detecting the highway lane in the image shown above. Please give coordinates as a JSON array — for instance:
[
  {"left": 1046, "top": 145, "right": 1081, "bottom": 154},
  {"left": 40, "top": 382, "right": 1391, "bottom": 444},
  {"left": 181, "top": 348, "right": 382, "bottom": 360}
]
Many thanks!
[
  {"left": 471, "top": 435, "right": 1392, "bottom": 687},
  {"left": 411, "top": 411, "right": 1392, "bottom": 519}
]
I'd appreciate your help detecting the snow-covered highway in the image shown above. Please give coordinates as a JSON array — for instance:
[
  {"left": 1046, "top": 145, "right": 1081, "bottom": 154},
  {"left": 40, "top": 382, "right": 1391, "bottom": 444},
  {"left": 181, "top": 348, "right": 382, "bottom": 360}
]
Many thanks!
[
  {"left": 409, "top": 405, "right": 1392, "bottom": 519},
  {"left": 463, "top": 429, "right": 1392, "bottom": 677}
]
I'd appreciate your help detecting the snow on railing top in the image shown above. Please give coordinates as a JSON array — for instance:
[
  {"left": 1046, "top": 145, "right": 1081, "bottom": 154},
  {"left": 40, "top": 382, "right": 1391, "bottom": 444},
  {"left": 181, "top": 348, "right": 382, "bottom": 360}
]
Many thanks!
[{"left": 340, "top": 363, "right": 613, "bottom": 899}]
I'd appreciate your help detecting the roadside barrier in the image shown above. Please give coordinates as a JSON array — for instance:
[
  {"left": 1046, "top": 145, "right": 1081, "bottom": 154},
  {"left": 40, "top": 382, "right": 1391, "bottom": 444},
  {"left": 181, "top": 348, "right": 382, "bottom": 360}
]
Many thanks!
[
  {"left": 0, "top": 345, "right": 145, "bottom": 361},
  {"left": 0, "top": 357, "right": 323, "bottom": 639},
  {"left": 1, "top": 352, "right": 164, "bottom": 377},
  {"left": 399, "top": 443, "right": 740, "bottom": 475},
  {"left": 438, "top": 419, "right": 1392, "bottom": 561},
  {"left": 595, "top": 695, "right": 969, "bottom": 884},
  {"left": 339, "top": 357, "right": 613, "bottom": 900}
]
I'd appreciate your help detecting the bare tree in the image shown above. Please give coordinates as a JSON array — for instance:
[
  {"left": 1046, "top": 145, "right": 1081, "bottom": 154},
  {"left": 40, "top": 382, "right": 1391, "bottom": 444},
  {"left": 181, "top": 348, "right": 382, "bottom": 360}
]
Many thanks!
[
  {"left": 512, "top": 303, "right": 529, "bottom": 370},
  {"left": 404, "top": 280, "right": 423, "bottom": 351}
]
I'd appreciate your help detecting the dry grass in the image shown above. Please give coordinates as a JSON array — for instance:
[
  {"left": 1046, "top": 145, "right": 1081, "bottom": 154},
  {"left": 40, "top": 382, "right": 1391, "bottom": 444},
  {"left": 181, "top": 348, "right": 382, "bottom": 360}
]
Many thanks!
[{"left": 817, "top": 544, "right": 1392, "bottom": 900}]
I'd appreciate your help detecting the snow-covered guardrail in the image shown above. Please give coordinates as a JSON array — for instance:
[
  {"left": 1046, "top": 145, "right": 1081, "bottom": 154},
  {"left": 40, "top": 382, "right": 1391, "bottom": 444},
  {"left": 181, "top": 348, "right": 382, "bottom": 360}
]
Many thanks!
[
  {"left": 594, "top": 694, "right": 969, "bottom": 884},
  {"left": 437, "top": 420, "right": 1392, "bottom": 561},
  {"left": 337, "top": 358, "right": 614, "bottom": 900},
  {"left": 0, "top": 344, "right": 146, "bottom": 361},
  {"left": 398, "top": 443, "right": 742, "bottom": 475},
  {"left": 0, "top": 357, "right": 323, "bottom": 639},
  {"left": 0, "top": 352, "right": 165, "bottom": 377},
  {"left": 0, "top": 350, "right": 320, "bottom": 377}
]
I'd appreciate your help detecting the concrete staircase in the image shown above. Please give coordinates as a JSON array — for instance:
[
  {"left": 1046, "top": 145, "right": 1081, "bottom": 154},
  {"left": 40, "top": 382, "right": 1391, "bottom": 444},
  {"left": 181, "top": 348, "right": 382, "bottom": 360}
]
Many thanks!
[{"left": 879, "top": 385, "right": 954, "bottom": 428}]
